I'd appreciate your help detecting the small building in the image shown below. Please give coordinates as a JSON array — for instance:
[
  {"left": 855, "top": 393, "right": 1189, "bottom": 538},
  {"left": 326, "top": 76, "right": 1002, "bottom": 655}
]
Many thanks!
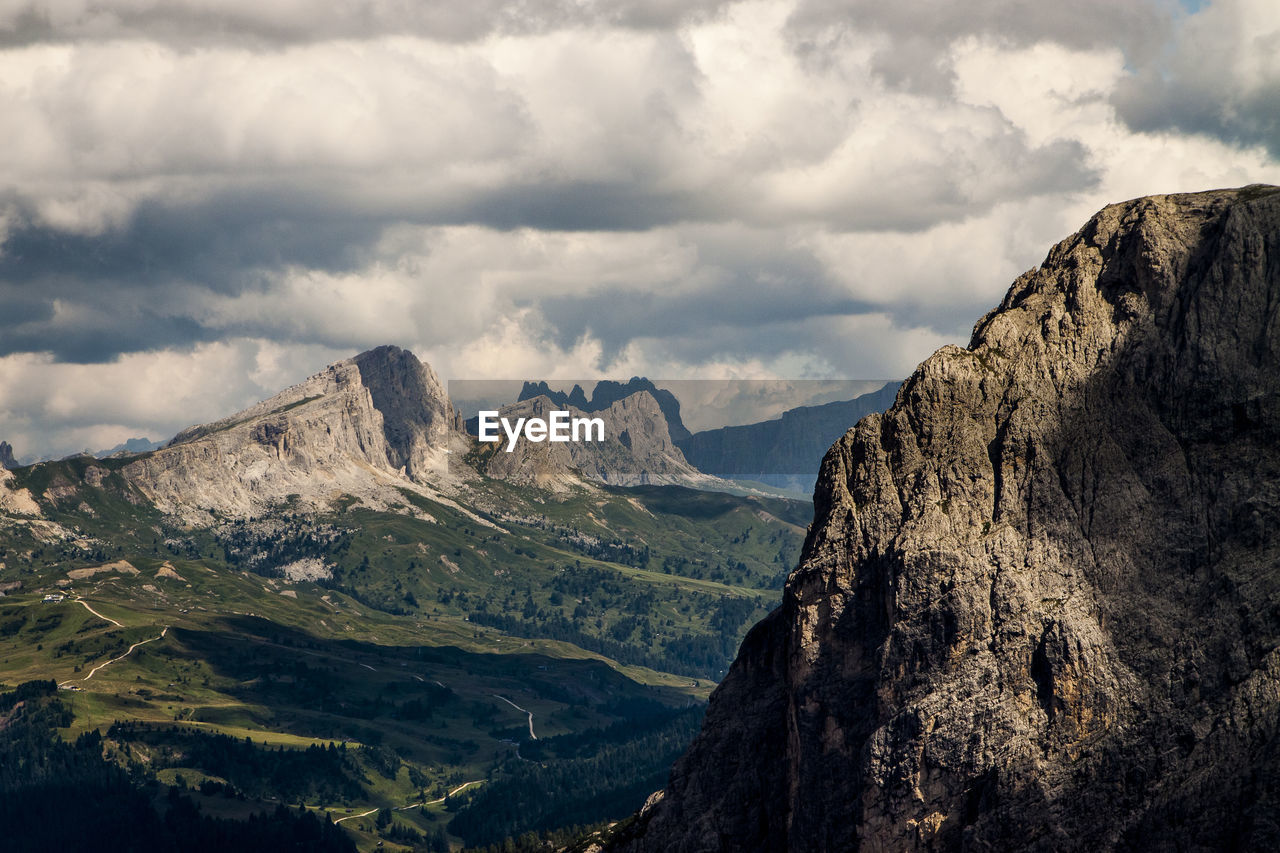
[{"left": 43, "top": 593, "right": 65, "bottom": 603}]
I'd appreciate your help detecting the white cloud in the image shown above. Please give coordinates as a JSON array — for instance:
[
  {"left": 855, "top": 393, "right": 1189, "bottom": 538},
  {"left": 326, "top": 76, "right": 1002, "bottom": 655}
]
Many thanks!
[
  {"left": 2, "top": 0, "right": 1280, "bottom": 459},
  {"left": 0, "top": 339, "right": 346, "bottom": 459},
  {"left": 0, "top": 1, "right": 1109, "bottom": 239}
]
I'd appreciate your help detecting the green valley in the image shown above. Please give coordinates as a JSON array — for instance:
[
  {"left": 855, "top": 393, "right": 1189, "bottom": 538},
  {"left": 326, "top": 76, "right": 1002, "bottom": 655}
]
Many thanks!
[{"left": 0, "top": 452, "right": 810, "bottom": 851}]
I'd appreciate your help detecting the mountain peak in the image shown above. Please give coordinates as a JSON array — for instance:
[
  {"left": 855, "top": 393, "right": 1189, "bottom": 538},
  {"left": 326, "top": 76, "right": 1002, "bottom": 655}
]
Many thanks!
[
  {"left": 484, "top": 390, "right": 709, "bottom": 490},
  {"left": 516, "top": 378, "right": 691, "bottom": 441},
  {"left": 127, "top": 346, "right": 457, "bottom": 522},
  {"left": 352, "top": 345, "right": 451, "bottom": 480},
  {"left": 612, "top": 185, "right": 1280, "bottom": 851}
]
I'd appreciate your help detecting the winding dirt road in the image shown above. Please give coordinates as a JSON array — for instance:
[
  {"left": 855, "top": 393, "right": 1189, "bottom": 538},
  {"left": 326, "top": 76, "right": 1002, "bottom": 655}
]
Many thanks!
[
  {"left": 59, "top": 626, "right": 168, "bottom": 687},
  {"left": 72, "top": 597, "right": 124, "bottom": 628},
  {"left": 333, "top": 807, "right": 378, "bottom": 825}
]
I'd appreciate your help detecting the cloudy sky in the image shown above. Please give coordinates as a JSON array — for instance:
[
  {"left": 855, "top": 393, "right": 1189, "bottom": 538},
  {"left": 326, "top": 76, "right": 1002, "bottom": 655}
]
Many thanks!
[{"left": 2, "top": 0, "right": 1279, "bottom": 459}]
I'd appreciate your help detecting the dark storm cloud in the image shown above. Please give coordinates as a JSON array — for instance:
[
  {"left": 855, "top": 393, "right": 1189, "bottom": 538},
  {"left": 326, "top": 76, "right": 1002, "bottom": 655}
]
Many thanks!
[
  {"left": 531, "top": 234, "right": 876, "bottom": 362},
  {"left": 786, "top": 0, "right": 1171, "bottom": 93},
  {"left": 539, "top": 286, "right": 878, "bottom": 365},
  {"left": 0, "top": 188, "right": 387, "bottom": 361},
  {"left": 0, "top": 125, "right": 1092, "bottom": 366},
  {"left": 0, "top": 192, "right": 379, "bottom": 288},
  {"left": 1112, "top": 3, "right": 1280, "bottom": 159},
  {"left": 532, "top": 239, "right": 1005, "bottom": 368},
  {"left": 456, "top": 181, "right": 719, "bottom": 233},
  {"left": 0, "top": 176, "right": 708, "bottom": 363},
  {"left": 788, "top": 0, "right": 1169, "bottom": 49},
  {"left": 0, "top": 187, "right": 386, "bottom": 360},
  {"left": 0, "top": 0, "right": 741, "bottom": 47},
  {"left": 0, "top": 276, "right": 216, "bottom": 362}
]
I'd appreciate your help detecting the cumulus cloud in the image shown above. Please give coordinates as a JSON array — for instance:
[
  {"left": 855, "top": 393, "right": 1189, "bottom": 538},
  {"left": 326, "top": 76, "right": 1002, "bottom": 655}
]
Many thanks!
[
  {"left": 0, "top": 11, "right": 1096, "bottom": 241},
  {"left": 0, "top": 339, "right": 347, "bottom": 460},
  {"left": 3, "top": 0, "right": 1280, "bottom": 458},
  {"left": 0, "top": 0, "right": 740, "bottom": 46},
  {"left": 784, "top": 0, "right": 1172, "bottom": 94}
]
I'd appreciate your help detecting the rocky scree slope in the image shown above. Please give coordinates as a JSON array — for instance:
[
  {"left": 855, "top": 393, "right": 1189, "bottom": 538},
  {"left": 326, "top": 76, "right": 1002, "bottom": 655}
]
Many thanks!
[{"left": 611, "top": 186, "right": 1280, "bottom": 852}]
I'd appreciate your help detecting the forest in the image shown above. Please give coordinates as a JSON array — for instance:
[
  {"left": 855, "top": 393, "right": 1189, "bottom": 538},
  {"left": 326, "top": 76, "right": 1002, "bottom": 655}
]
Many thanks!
[{"left": 0, "top": 680, "right": 355, "bottom": 852}]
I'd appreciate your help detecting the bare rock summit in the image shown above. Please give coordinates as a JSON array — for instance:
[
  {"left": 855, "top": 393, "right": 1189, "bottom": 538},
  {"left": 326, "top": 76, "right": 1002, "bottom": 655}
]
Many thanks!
[
  {"left": 611, "top": 186, "right": 1280, "bottom": 852},
  {"left": 125, "top": 346, "right": 461, "bottom": 522}
]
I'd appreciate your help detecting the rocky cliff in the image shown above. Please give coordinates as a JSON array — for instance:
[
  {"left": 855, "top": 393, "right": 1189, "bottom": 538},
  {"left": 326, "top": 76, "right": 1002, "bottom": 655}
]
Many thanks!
[
  {"left": 611, "top": 186, "right": 1280, "bottom": 851},
  {"left": 124, "top": 345, "right": 461, "bottom": 522},
  {"left": 0, "top": 441, "right": 16, "bottom": 470}
]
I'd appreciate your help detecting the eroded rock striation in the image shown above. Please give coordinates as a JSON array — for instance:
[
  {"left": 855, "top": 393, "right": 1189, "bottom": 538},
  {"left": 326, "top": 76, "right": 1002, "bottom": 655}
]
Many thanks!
[{"left": 612, "top": 186, "right": 1280, "bottom": 851}]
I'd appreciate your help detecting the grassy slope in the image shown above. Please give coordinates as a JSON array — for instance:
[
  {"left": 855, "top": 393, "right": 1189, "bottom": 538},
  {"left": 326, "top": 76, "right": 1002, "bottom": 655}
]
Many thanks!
[{"left": 0, "top": 462, "right": 812, "bottom": 849}]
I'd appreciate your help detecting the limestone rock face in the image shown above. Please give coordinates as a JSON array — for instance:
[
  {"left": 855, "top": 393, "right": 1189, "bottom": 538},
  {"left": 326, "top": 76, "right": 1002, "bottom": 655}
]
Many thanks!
[
  {"left": 352, "top": 345, "right": 453, "bottom": 481},
  {"left": 484, "top": 392, "right": 712, "bottom": 490},
  {"left": 0, "top": 442, "right": 16, "bottom": 470},
  {"left": 0, "top": 467, "right": 41, "bottom": 517},
  {"left": 611, "top": 186, "right": 1280, "bottom": 851},
  {"left": 125, "top": 346, "right": 458, "bottom": 522}
]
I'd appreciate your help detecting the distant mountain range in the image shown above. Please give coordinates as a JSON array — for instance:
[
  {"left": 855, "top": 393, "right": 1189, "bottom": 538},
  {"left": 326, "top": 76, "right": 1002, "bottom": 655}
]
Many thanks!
[
  {"left": 481, "top": 390, "right": 711, "bottom": 490},
  {"left": 97, "top": 437, "right": 166, "bottom": 457},
  {"left": 674, "top": 382, "right": 901, "bottom": 494},
  {"left": 480, "top": 378, "right": 901, "bottom": 495},
  {"left": 7, "top": 357, "right": 903, "bottom": 512},
  {"left": 516, "top": 378, "right": 692, "bottom": 441}
]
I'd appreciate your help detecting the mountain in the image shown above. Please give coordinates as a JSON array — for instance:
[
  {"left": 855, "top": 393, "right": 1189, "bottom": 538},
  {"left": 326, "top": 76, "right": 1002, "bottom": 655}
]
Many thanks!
[
  {"left": 518, "top": 379, "right": 692, "bottom": 442},
  {"left": 0, "top": 344, "right": 814, "bottom": 849},
  {"left": 675, "top": 382, "right": 902, "bottom": 493},
  {"left": 96, "top": 437, "right": 166, "bottom": 458},
  {"left": 23, "top": 345, "right": 724, "bottom": 527},
  {"left": 0, "top": 441, "right": 16, "bottom": 470},
  {"left": 481, "top": 392, "right": 711, "bottom": 490},
  {"left": 123, "top": 344, "right": 462, "bottom": 523},
  {"left": 610, "top": 186, "right": 1280, "bottom": 851}
]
